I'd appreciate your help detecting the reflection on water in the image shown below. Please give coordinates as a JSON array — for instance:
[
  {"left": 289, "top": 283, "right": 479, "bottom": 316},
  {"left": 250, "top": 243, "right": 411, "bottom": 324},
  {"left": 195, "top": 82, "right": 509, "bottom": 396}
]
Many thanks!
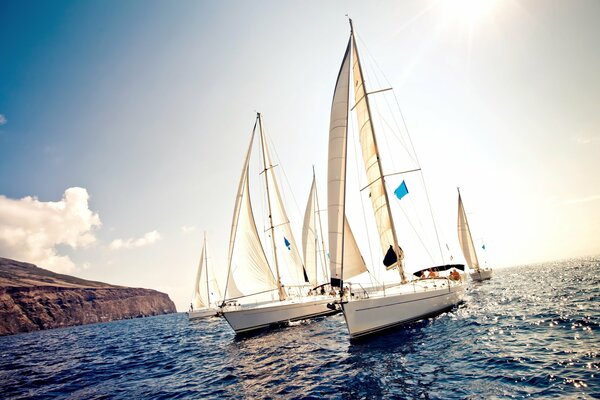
[{"left": 1, "top": 258, "right": 598, "bottom": 398}]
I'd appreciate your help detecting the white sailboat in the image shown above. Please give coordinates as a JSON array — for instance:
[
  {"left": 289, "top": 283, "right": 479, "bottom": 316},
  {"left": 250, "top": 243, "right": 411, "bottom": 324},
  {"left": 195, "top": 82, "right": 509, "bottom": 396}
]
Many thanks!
[
  {"left": 457, "top": 188, "right": 492, "bottom": 281},
  {"left": 221, "top": 113, "right": 338, "bottom": 334},
  {"left": 188, "top": 233, "right": 222, "bottom": 320},
  {"left": 327, "top": 20, "right": 467, "bottom": 339},
  {"left": 302, "top": 170, "right": 330, "bottom": 289}
]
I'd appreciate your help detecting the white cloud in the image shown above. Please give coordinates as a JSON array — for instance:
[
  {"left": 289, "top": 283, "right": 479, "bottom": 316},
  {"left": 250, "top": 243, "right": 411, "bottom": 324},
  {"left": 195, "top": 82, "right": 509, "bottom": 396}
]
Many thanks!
[
  {"left": 0, "top": 114, "right": 6, "bottom": 126},
  {"left": 0, "top": 187, "right": 101, "bottom": 274},
  {"left": 181, "top": 225, "right": 196, "bottom": 234},
  {"left": 109, "top": 230, "right": 161, "bottom": 250},
  {"left": 565, "top": 194, "right": 600, "bottom": 205},
  {"left": 576, "top": 136, "right": 599, "bottom": 144}
]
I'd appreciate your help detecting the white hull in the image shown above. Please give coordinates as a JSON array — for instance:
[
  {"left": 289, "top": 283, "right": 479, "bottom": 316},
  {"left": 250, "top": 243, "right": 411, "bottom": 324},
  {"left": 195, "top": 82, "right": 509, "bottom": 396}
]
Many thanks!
[
  {"left": 188, "top": 307, "right": 219, "bottom": 320},
  {"left": 222, "top": 296, "right": 338, "bottom": 334},
  {"left": 342, "top": 279, "right": 466, "bottom": 339},
  {"left": 469, "top": 268, "right": 493, "bottom": 282}
]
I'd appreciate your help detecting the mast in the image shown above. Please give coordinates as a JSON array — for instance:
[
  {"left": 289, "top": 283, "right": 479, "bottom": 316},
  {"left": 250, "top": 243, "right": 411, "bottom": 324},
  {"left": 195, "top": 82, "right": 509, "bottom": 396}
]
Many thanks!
[
  {"left": 258, "top": 112, "right": 286, "bottom": 301},
  {"left": 349, "top": 19, "right": 406, "bottom": 283}
]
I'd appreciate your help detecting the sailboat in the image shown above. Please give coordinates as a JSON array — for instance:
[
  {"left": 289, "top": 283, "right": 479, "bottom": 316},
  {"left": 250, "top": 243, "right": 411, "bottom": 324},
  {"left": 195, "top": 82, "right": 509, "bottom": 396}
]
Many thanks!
[
  {"left": 302, "top": 170, "right": 330, "bottom": 290},
  {"left": 220, "top": 113, "right": 339, "bottom": 334},
  {"left": 188, "top": 233, "right": 222, "bottom": 320},
  {"left": 327, "top": 20, "right": 467, "bottom": 339},
  {"left": 457, "top": 188, "right": 492, "bottom": 281}
]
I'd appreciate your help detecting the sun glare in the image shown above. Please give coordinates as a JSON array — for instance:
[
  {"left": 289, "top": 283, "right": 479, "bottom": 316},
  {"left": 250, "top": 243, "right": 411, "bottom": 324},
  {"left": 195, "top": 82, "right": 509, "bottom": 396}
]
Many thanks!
[{"left": 440, "top": 0, "right": 497, "bottom": 25}]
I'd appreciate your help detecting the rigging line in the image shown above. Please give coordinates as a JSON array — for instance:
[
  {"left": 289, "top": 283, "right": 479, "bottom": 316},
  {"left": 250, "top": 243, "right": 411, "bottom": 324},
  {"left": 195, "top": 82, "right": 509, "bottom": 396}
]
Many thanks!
[
  {"left": 263, "top": 220, "right": 292, "bottom": 232},
  {"left": 356, "top": 29, "right": 417, "bottom": 168},
  {"left": 397, "top": 202, "right": 437, "bottom": 265},
  {"left": 262, "top": 121, "right": 304, "bottom": 227},
  {"left": 358, "top": 169, "right": 421, "bottom": 192},
  {"left": 362, "top": 36, "right": 445, "bottom": 264},
  {"left": 350, "top": 88, "right": 393, "bottom": 111}
]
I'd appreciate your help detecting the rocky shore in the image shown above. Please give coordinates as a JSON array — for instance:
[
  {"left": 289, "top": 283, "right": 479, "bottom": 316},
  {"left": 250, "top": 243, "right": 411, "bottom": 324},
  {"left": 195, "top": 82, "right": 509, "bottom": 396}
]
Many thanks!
[{"left": 0, "top": 257, "right": 176, "bottom": 336}]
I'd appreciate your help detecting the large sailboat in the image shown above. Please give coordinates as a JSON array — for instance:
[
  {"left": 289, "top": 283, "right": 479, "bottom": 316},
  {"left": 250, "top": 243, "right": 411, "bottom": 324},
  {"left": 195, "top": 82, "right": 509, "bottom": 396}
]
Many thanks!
[
  {"left": 221, "top": 113, "right": 338, "bottom": 334},
  {"left": 327, "top": 20, "right": 467, "bottom": 339},
  {"left": 457, "top": 188, "right": 492, "bottom": 281},
  {"left": 188, "top": 233, "right": 222, "bottom": 320}
]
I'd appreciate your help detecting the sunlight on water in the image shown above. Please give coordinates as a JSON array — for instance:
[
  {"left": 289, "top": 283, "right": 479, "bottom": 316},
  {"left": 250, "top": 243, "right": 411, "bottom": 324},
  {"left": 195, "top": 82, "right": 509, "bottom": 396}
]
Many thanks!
[{"left": 1, "top": 258, "right": 598, "bottom": 398}]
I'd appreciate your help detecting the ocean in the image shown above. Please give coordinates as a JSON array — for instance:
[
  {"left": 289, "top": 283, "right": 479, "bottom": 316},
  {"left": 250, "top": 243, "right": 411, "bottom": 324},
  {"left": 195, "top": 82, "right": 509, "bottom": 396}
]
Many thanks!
[{"left": 1, "top": 259, "right": 598, "bottom": 399}]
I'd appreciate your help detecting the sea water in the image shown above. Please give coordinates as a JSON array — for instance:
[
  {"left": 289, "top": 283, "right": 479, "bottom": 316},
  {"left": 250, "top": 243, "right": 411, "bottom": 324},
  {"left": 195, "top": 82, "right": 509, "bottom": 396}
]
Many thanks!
[{"left": 1, "top": 258, "right": 598, "bottom": 399}]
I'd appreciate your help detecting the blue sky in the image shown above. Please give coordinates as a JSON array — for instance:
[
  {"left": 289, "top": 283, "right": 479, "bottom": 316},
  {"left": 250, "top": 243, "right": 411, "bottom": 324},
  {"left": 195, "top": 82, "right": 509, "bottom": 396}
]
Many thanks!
[{"left": 1, "top": 0, "right": 599, "bottom": 310}]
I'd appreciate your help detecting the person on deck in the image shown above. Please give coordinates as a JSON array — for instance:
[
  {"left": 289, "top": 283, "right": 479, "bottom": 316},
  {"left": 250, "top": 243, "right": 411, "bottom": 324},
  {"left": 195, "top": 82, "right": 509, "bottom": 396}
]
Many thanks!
[{"left": 450, "top": 268, "right": 461, "bottom": 281}]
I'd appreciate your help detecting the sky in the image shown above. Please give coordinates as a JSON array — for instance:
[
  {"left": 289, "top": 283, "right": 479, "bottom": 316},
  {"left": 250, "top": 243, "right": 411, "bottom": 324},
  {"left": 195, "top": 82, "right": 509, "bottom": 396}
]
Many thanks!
[{"left": 1, "top": 0, "right": 599, "bottom": 311}]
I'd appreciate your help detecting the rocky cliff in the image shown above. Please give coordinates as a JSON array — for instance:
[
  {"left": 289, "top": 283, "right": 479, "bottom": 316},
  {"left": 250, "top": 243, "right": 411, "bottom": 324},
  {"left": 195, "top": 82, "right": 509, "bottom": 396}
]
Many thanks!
[{"left": 0, "top": 257, "right": 176, "bottom": 336}]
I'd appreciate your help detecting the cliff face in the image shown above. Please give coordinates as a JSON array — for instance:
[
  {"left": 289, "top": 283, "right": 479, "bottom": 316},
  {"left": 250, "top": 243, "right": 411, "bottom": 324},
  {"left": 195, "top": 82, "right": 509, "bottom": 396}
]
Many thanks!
[{"left": 0, "top": 258, "right": 176, "bottom": 336}]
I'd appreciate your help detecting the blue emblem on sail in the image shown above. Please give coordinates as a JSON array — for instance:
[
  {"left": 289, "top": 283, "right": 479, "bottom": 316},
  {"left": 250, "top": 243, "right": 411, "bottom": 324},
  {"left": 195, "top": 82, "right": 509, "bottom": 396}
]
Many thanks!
[
  {"left": 284, "top": 237, "right": 291, "bottom": 250},
  {"left": 482, "top": 244, "right": 486, "bottom": 250},
  {"left": 394, "top": 180, "right": 409, "bottom": 200}
]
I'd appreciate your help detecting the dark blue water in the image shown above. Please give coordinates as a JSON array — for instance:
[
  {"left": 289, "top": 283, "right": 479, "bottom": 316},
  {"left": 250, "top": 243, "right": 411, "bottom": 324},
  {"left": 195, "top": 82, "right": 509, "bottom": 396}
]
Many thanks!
[{"left": 1, "top": 259, "right": 599, "bottom": 399}]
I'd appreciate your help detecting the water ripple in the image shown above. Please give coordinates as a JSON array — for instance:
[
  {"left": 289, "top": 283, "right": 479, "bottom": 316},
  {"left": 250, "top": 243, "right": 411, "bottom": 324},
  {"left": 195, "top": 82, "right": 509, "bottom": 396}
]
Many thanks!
[{"left": 1, "top": 258, "right": 599, "bottom": 398}]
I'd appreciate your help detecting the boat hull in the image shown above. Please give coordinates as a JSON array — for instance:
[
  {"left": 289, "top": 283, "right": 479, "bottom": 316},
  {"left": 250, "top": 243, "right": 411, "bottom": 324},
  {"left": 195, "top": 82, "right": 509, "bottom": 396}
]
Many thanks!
[
  {"left": 188, "top": 308, "right": 219, "bottom": 320},
  {"left": 470, "top": 268, "right": 493, "bottom": 282},
  {"left": 341, "top": 280, "right": 466, "bottom": 339},
  {"left": 222, "top": 296, "right": 338, "bottom": 334}
]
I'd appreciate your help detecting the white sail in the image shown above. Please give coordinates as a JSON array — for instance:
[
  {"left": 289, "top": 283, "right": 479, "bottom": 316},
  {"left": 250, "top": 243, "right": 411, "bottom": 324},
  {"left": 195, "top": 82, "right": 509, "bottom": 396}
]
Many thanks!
[
  {"left": 192, "top": 241, "right": 207, "bottom": 309},
  {"left": 342, "top": 216, "right": 368, "bottom": 280},
  {"left": 224, "top": 129, "right": 278, "bottom": 300},
  {"left": 302, "top": 176, "right": 319, "bottom": 286},
  {"left": 261, "top": 132, "right": 307, "bottom": 288},
  {"left": 208, "top": 273, "right": 223, "bottom": 304},
  {"left": 350, "top": 36, "right": 401, "bottom": 270},
  {"left": 327, "top": 38, "right": 369, "bottom": 284},
  {"left": 192, "top": 235, "right": 222, "bottom": 308},
  {"left": 328, "top": 38, "right": 354, "bottom": 284},
  {"left": 229, "top": 166, "right": 279, "bottom": 297},
  {"left": 457, "top": 190, "right": 480, "bottom": 270},
  {"left": 302, "top": 174, "right": 332, "bottom": 286}
]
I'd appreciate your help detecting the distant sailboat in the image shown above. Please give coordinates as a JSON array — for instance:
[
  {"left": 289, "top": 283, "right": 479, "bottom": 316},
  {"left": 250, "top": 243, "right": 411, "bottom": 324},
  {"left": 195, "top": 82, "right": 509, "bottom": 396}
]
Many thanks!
[
  {"left": 302, "top": 170, "right": 330, "bottom": 289},
  {"left": 188, "top": 233, "right": 222, "bottom": 320},
  {"left": 327, "top": 20, "right": 467, "bottom": 339},
  {"left": 220, "top": 113, "right": 338, "bottom": 334},
  {"left": 457, "top": 188, "right": 492, "bottom": 281}
]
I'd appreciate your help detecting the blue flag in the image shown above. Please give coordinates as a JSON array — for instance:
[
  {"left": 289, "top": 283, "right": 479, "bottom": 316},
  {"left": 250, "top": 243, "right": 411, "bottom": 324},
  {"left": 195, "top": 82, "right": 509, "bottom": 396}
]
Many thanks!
[
  {"left": 394, "top": 180, "right": 409, "bottom": 200},
  {"left": 284, "top": 237, "right": 291, "bottom": 250}
]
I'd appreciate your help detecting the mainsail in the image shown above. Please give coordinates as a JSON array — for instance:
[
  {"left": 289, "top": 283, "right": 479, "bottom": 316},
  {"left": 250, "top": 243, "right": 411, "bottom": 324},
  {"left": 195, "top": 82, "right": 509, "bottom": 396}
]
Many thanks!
[
  {"left": 457, "top": 189, "right": 480, "bottom": 270},
  {"left": 350, "top": 26, "right": 403, "bottom": 272},
  {"left": 224, "top": 127, "right": 278, "bottom": 300}
]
